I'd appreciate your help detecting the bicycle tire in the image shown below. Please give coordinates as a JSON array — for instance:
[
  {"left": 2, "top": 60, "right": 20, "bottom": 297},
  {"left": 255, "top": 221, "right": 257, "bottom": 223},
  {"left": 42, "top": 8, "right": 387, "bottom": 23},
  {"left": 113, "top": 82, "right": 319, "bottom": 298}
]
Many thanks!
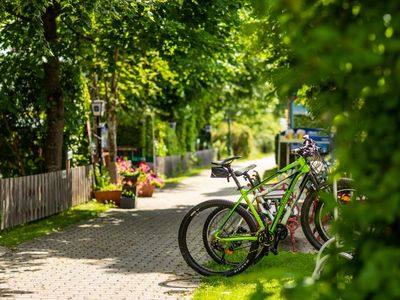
[
  {"left": 301, "top": 179, "right": 353, "bottom": 250},
  {"left": 301, "top": 191, "right": 323, "bottom": 250},
  {"left": 314, "top": 187, "right": 355, "bottom": 242},
  {"left": 313, "top": 200, "right": 332, "bottom": 243},
  {"left": 202, "top": 206, "right": 244, "bottom": 264},
  {"left": 178, "top": 199, "right": 259, "bottom": 276},
  {"left": 203, "top": 203, "right": 268, "bottom": 266}
]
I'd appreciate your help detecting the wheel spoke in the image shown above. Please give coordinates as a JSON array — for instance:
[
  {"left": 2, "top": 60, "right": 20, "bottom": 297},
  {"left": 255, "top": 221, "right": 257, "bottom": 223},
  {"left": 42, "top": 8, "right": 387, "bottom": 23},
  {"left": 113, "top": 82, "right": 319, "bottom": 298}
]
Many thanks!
[{"left": 178, "top": 200, "right": 259, "bottom": 276}]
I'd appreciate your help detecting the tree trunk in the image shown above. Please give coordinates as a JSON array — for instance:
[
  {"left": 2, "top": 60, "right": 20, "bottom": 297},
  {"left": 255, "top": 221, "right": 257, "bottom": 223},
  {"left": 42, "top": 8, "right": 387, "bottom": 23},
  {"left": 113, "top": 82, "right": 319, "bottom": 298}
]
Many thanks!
[
  {"left": 90, "top": 72, "right": 100, "bottom": 100},
  {"left": 3, "top": 118, "right": 26, "bottom": 176},
  {"left": 42, "top": 2, "right": 64, "bottom": 172},
  {"left": 107, "top": 48, "right": 120, "bottom": 184}
]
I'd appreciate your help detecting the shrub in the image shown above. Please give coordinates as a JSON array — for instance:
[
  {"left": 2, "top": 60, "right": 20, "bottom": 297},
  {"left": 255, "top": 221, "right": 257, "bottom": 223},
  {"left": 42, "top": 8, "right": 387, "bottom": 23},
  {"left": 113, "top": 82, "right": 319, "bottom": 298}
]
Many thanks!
[
  {"left": 269, "top": 1, "right": 400, "bottom": 299},
  {"left": 212, "top": 122, "right": 254, "bottom": 158}
]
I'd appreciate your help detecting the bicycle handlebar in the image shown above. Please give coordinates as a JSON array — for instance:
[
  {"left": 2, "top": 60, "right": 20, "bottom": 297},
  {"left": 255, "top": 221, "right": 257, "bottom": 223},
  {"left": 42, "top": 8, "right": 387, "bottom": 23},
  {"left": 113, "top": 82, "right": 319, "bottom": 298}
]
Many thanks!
[{"left": 291, "top": 135, "right": 319, "bottom": 158}]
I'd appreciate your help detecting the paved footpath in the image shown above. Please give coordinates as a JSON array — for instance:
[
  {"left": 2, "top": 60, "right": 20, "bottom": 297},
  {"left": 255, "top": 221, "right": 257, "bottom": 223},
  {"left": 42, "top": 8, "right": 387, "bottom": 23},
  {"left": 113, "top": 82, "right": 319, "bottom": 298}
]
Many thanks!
[{"left": 0, "top": 155, "right": 314, "bottom": 300}]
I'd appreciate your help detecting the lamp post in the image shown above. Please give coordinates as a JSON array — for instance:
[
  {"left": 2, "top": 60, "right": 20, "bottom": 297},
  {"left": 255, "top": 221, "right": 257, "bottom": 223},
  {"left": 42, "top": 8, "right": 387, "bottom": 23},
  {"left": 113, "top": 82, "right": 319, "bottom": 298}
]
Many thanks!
[
  {"left": 288, "top": 92, "right": 297, "bottom": 128},
  {"left": 91, "top": 100, "right": 106, "bottom": 173},
  {"left": 227, "top": 112, "right": 232, "bottom": 156},
  {"left": 205, "top": 124, "right": 212, "bottom": 149},
  {"left": 151, "top": 112, "right": 157, "bottom": 174}
]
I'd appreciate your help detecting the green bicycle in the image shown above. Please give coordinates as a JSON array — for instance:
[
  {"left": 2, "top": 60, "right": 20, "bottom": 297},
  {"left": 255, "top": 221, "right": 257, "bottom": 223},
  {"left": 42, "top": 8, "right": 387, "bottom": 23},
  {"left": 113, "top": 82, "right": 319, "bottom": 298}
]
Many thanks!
[{"left": 178, "top": 136, "right": 329, "bottom": 276}]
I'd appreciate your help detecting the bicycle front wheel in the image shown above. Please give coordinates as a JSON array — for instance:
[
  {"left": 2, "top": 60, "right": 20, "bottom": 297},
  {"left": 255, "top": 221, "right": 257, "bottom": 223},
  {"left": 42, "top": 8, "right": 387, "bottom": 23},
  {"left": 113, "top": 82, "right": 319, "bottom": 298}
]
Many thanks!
[{"left": 178, "top": 200, "right": 259, "bottom": 276}]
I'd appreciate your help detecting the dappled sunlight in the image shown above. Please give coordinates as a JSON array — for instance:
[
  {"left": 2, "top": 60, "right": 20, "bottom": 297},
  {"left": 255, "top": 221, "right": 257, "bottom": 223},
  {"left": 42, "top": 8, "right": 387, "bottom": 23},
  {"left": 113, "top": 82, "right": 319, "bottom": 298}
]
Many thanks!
[{"left": 0, "top": 155, "right": 273, "bottom": 298}]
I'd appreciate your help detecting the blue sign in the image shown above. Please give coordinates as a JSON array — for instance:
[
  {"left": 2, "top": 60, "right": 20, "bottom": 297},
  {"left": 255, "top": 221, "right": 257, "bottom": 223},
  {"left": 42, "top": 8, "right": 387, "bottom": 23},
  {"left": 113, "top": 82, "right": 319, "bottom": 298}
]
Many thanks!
[{"left": 280, "top": 128, "right": 331, "bottom": 153}]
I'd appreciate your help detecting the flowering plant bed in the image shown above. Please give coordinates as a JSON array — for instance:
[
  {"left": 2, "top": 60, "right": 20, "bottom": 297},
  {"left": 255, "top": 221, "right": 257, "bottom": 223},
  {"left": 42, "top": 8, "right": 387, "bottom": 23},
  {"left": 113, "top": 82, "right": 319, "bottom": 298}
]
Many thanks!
[
  {"left": 137, "top": 161, "right": 164, "bottom": 187},
  {"left": 94, "top": 190, "right": 122, "bottom": 206},
  {"left": 117, "top": 158, "right": 164, "bottom": 198},
  {"left": 93, "top": 168, "right": 122, "bottom": 206},
  {"left": 137, "top": 182, "right": 156, "bottom": 197}
]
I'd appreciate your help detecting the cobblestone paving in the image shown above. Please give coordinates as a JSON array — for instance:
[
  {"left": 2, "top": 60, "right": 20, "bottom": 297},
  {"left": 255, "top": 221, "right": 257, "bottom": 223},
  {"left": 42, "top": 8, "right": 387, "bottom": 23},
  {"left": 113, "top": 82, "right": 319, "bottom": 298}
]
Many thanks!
[{"left": 0, "top": 155, "right": 314, "bottom": 299}]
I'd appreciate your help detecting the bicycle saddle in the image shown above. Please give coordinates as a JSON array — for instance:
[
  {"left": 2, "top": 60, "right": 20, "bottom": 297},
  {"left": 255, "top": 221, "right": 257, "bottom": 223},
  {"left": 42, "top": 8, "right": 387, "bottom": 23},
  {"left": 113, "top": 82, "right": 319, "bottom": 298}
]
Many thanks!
[
  {"left": 234, "top": 164, "right": 257, "bottom": 176},
  {"left": 211, "top": 156, "right": 241, "bottom": 166}
]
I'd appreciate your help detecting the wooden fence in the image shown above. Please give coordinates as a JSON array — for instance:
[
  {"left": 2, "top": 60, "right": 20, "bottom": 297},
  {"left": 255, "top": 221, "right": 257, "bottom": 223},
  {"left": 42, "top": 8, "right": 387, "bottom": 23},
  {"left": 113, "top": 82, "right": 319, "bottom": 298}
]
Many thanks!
[
  {"left": 0, "top": 165, "right": 93, "bottom": 230},
  {"left": 156, "top": 149, "right": 215, "bottom": 177}
]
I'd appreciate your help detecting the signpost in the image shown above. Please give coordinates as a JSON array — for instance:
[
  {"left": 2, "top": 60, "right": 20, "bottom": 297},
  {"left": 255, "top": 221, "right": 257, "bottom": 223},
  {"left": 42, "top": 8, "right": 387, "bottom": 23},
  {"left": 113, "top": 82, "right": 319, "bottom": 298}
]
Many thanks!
[
  {"left": 277, "top": 128, "right": 331, "bottom": 168},
  {"left": 91, "top": 100, "right": 106, "bottom": 173}
]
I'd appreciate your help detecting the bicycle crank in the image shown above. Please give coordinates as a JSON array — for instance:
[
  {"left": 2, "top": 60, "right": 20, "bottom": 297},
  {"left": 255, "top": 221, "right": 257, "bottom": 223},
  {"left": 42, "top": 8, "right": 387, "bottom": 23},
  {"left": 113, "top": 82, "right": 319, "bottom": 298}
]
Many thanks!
[
  {"left": 258, "top": 229, "right": 273, "bottom": 246},
  {"left": 270, "top": 224, "right": 288, "bottom": 255}
]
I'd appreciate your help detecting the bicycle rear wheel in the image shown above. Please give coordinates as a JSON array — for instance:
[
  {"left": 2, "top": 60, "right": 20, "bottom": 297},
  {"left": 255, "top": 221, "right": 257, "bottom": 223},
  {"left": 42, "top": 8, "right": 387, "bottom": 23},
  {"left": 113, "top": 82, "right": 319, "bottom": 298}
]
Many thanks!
[
  {"left": 178, "top": 200, "right": 259, "bottom": 276},
  {"left": 301, "top": 179, "right": 353, "bottom": 250},
  {"left": 301, "top": 191, "right": 324, "bottom": 250},
  {"left": 314, "top": 187, "right": 355, "bottom": 241}
]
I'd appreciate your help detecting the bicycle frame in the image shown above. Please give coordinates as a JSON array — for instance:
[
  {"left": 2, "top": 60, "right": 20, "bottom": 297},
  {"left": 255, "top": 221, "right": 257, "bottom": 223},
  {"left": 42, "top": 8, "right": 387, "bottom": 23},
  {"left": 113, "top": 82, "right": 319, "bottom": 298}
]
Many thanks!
[{"left": 214, "top": 156, "right": 311, "bottom": 243}]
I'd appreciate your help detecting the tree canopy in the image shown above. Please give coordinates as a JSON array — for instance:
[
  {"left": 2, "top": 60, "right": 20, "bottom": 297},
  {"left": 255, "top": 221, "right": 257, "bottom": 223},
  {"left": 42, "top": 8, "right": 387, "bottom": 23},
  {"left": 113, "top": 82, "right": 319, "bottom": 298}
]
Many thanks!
[{"left": 0, "top": 0, "right": 283, "bottom": 178}]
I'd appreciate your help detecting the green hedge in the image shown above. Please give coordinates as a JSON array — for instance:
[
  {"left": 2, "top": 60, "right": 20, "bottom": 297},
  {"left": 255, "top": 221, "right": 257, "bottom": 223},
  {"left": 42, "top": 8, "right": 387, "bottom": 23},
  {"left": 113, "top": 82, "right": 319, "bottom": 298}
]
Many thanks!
[
  {"left": 212, "top": 122, "right": 254, "bottom": 158},
  {"left": 268, "top": 1, "right": 400, "bottom": 299}
]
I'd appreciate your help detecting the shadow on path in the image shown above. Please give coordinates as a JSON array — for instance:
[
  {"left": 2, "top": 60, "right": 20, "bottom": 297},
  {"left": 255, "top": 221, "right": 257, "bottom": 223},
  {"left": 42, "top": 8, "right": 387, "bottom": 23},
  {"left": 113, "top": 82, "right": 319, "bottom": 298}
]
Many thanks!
[
  {"left": 0, "top": 205, "right": 203, "bottom": 298},
  {"left": 0, "top": 206, "right": 197, "bottom": 274},
  {"left": 201, "top": 186, "right": 239, "bottom": 197},
  {"left": 0, "top": 155, "right": 285, "bottom": 298}
]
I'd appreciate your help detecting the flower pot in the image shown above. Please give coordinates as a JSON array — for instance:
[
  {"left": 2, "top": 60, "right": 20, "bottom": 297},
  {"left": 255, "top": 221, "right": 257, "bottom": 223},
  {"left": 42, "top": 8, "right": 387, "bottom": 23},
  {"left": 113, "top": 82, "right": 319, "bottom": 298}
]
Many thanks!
[
  {"left": 94, "top": 190, "right": 122, "bottom": 206},
  {"left": 123, "top": 175, "right": 139, "bottom": 185},
  {"left": 138, "top": 183, "right": 156, "bottom": 197},
  {"left": 120, "top": 196, "right": 136, "bottom": 209}
]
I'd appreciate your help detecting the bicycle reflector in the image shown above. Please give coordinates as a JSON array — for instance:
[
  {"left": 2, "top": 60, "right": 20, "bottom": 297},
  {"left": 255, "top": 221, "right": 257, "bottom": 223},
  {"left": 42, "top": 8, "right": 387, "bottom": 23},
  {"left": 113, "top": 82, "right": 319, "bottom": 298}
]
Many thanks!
[
  {"left": 338, "top": 193, "right": 351, "bottom": 203},
  {"left": 225, "top": 249, "right": 234, "bottom": 255}
]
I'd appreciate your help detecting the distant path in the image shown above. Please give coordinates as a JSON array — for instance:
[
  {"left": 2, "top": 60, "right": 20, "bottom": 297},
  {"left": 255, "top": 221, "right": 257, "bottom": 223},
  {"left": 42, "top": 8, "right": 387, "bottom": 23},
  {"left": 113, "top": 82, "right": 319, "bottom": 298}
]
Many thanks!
[{"left": 0, "top": 155, "right": 313, "bottom": 300}]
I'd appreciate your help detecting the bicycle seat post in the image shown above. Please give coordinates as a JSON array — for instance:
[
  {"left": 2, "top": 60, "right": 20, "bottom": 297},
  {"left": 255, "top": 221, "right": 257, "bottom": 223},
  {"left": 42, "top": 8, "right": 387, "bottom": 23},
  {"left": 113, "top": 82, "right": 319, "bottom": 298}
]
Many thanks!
[{"left": 226, "top": 165, "right": 242, "bottom": 190}]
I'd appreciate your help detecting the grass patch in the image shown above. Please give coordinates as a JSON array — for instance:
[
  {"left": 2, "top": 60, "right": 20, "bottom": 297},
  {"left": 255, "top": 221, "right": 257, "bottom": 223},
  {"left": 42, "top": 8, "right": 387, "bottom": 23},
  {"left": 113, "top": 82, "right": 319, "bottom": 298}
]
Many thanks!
[
  {"left": 0, "top": 201, "right": 114, "bottom": 249},
  {"left": 194, "top": 251, "right": 316, "bottom": 300}
]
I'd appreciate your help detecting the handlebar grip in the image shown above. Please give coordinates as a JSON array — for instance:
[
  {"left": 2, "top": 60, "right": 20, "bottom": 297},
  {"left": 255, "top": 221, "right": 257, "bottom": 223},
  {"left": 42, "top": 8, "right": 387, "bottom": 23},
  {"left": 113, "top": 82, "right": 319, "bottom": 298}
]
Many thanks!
[{"left": 291, "top": 148, "right": 301, "bottom": 155}]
